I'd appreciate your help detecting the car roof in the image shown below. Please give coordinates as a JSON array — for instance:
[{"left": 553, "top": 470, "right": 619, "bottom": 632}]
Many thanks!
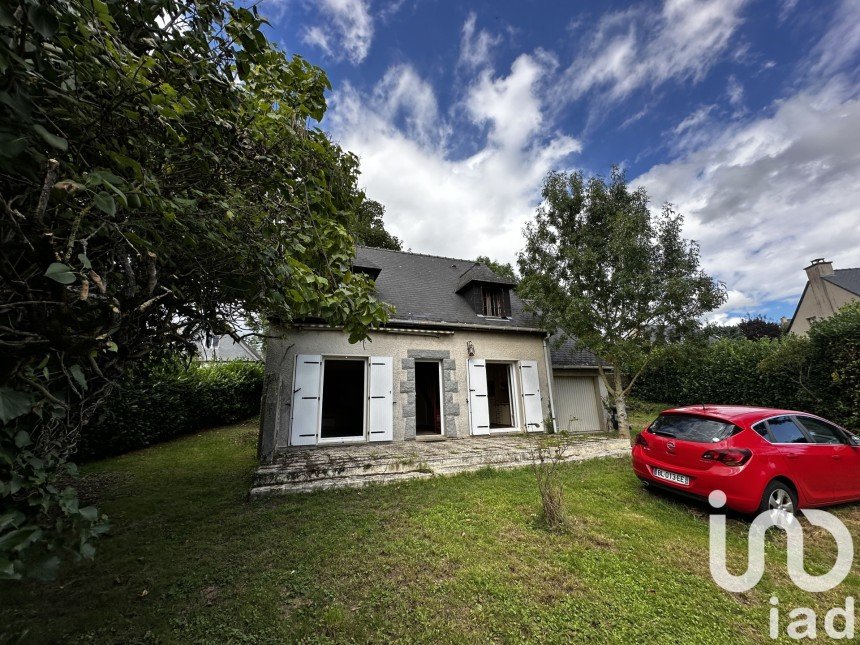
[{"left": 660, "top": 405, "right": 810, "bottom": 425}]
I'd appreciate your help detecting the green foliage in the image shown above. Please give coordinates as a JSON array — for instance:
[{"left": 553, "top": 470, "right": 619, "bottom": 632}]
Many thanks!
[
  {"left": 78, "top": 361, "right": 264, "bottom": 461},
  {"left": 1, "top": 0, "right": 388, "bottom": 578},
  {"left": 0, "top": 423, "right": 109, "bottom": 581},
  {"left": 517, "top": 167, "right": 726, "bottom": 436},
  {"left": 353, "top": 199, "right": 402, "bottom": 250},
  {"left": 633, "top": 303, "right": 860, "bottom": 431},
  {"left": 805, "top": 302, "right": 860, "bottom": 430},
  {"left": 737, "top": 315, "right": 782, "bottom": 340},
  {"left": 475, "top": 256, "right": 517, "bottom": 282}
]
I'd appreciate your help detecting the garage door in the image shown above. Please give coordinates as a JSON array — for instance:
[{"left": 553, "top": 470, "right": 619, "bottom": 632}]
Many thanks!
[{"left": 553, "top": 375, "right": 604, "bottom": 433}]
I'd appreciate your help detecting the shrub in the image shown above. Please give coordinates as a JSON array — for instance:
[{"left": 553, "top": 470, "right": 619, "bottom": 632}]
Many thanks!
[
  {"left": 632, "top": 303, "right": 860, "bottom": 432},
  {"left": 806, "top": 302, "right": 860, "bottom": 430},
  {"left": 78, "top": 361, "right": 263, "bottom": 460},
  {"left": 528, "top": 430, "right": 574, "bottom": 531}
]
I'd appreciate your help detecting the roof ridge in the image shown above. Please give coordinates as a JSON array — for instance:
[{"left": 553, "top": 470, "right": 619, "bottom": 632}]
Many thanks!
[
  {"left": 457, "top": 262, "right": 482, "bottom": 280},
  {"left": 356, "top": 245, "right": 480, "bottom": 265}
]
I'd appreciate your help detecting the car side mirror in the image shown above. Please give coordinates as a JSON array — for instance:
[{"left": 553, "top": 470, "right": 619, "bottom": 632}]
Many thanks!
[{"left": 849, "top": 435, "right": 860, "bottom": 447}]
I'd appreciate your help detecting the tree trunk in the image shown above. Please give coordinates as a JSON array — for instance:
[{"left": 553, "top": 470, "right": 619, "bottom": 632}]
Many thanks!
[{"left": 613, "top": 369, "right": 632, "bottom": 444}]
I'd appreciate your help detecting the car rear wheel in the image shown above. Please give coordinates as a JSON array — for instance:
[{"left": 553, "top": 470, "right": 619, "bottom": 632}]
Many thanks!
[{"left": 758, "top": 480, "right": 797, "bottom": 525}]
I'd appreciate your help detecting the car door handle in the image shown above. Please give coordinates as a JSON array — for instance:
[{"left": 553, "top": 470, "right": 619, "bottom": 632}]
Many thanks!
[
  {"left": 832, "top": 455, "right": 842, "bottom": 460},
  {"left": 786, "top": 454, "right": 799, "bottom": 460}
]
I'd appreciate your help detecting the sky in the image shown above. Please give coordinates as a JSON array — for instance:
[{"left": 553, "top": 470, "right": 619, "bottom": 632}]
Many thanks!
[{"left": 260, "top": 0, "right": 860, "bottom": 325}]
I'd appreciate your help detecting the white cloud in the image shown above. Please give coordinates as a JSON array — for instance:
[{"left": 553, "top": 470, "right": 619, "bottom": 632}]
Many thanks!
[
  {"left": 301, "top": 0, "right": 374, "bottom": 65},
  {"left": 327, "top": 57, "right": 580, "bottom": 264},
  {"left": 301, "top": 26, "right": 332, "bottom": 57},
  {"left": 458, "top": 13, "right": 502, "bottom": 72},
  {"left": 726, "top": 75, "right": 744, "bottom": 109},
  {"left": 557, "top": 0, "right": 747, "bottom": 106},
  {"left": 637, "top": 81, "right": 860, "bottom": 314},
  {"left": 635, "top": 0, "right": 860, "bottom": 316},
  {"left": 370, "top": 64, "right": 447, "bottom": 148},
  {"left": 802, "top": 0, "right": 860, "bottom": 81}
]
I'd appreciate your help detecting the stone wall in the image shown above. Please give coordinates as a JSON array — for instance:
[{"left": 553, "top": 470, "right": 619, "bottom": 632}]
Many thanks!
[{"left": 400, "top": 350, "right": 462, "bottom": 439}]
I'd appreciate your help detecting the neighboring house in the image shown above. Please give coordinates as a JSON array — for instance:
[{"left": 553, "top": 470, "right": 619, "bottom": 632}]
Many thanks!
[
  {"left": 195, "top": 333, "right": 263, "bottom": 362},
  {"left": 258, "top": 246, "right": 608, "bottom": 462},
  {"left": 788, "top": 259, "right": 860, "bottom": 335}
]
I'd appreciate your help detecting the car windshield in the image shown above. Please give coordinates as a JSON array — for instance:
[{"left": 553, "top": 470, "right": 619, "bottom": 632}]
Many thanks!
[{"left": 648, "top": 414, "right": 737, "bottom": 443}]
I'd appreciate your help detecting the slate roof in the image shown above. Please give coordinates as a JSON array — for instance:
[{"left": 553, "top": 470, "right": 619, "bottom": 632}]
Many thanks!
[
  {"left": 824, "top": 268, "right": 860, "bottom": 296},
  {"left": 547, "top": 332, "right": 604, "bottom": 368},
  {"left": 456, "top": 263, "right": 516, "bottom": 292},
  {"left": 354, "top": 246, "right": 540, "bottom": 331}
]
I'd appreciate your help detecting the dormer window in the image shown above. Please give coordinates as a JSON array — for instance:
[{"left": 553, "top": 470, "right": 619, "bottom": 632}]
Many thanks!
[
  {"left": 455, "top": 262, "right": 516, "bottom": 319},
  {"left": 482, "top": 287, "right": 505, "bottom": 317}
]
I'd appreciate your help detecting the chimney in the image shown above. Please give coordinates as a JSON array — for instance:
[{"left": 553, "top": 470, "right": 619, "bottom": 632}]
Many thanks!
[{"left": 804, "top": 258, "right": 836, "bottom": 316}]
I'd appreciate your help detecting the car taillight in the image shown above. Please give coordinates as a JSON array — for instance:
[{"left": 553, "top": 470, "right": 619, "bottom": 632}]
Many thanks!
[
  {"left": 634, "top": 432, "right": 648, "bottom": 448},
  {"left": 702, "top": 448, "right": 751, "bottom": 467}
]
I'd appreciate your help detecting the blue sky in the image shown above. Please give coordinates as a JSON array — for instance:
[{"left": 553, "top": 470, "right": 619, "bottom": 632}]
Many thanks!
[{"left": 261, "top": 0, "right": 860, "bottom": 324}]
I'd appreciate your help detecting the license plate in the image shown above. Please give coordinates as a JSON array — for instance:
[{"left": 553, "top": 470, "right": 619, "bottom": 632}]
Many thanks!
[{"left": 653, "top": 468, "right": 690, "bottom": 486}]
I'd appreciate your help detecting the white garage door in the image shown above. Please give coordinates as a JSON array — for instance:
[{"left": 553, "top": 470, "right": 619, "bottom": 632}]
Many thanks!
[{"left": 553, "top": 375, "right": 604, "bottom": 433}]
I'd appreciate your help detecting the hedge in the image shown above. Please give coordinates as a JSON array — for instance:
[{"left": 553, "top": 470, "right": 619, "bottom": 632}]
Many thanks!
[
  {"left": 78, "top": 360, "right": 264, "bottom": 460},
  {"left": 632, "top": 302, "right": 860, "bottom": 432}
]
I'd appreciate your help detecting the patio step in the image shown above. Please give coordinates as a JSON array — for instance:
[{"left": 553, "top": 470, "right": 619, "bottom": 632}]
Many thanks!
[{"left": 249, "top": 439, "right": 629, "bottom": 497}]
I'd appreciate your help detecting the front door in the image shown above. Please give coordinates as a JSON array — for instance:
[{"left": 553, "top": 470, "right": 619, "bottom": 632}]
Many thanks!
[{"left": 415, "top": 361, "right": 442, "bottom": 436}]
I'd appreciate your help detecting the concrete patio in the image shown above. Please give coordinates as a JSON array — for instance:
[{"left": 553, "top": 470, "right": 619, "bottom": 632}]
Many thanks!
[{"left": 250, "top": 434, "right": 630, "bottom": 497}]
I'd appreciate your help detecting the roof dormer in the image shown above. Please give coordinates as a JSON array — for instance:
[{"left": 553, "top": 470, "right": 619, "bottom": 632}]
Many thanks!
[{"left": 456, "top": 264, "right": 516, "bottom": 319}]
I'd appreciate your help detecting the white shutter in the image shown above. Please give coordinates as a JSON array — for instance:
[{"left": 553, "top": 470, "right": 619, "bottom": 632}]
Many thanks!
[
  {"left": 368, "top": 357, "right": 393, "bottom": 442},
  {"left": 467, "top": 358, "right": 490, "bottom": 435},
  {"left": 290, "top": 354, "right": 322, "bottom": 446},
  {"left": 519, "top": 360, "right": 544, "bottom": 432}
]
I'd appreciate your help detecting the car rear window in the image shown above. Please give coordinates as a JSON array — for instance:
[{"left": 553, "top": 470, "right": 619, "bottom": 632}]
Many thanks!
[{"left": 648, "top": 414, "right": 738, "bottom": 443}]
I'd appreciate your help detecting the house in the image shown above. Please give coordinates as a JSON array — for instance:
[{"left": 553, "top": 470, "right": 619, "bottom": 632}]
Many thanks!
[
  {"left": 257, "top": 246, "right": 608, "bottom": 462},
  {"left": 195, "top": 333, "right": 263, "bottom": 362},
  {"left": 787, "top": 259, "right": 860, "bottom": 335}
]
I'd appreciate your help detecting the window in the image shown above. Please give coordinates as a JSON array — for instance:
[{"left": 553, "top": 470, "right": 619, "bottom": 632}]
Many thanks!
[
  {"left": 482, "top": 287, "right": 505, "bottom": 317},
  {"left": 648, "top": 414, "right": 738, "bottom": 443},
  {"left": 752, "top": 421, "right": 770, "bottom": 440},
  {"left": 796, "top": 416, "right": 846, "bottom": 445},
  {"left": 766, "top": 416, "right": 808, "bottom": 444},
  {"left": 320, "top": 359, "right": 365, "bottom": 439}
]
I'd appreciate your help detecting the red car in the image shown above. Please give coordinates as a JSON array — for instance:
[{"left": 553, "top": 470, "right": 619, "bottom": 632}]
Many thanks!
[{"left": 631, "top": 405, "right": 860, "bottom": 515}]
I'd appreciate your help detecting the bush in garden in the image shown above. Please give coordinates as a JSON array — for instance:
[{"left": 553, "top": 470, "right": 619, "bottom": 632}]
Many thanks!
[
  {"left": 78, "top": 361, "right": 263, "bottom": 461},
  {"left": 633, "top": 303, "right": 860, "bottom": 432}
]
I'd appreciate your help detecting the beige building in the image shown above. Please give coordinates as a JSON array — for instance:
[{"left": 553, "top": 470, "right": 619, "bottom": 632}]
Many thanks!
[
  {"left": 258, "top": 247, "right": 608, "bottom": 463},
  {"left": 787, "top": 259, "right": 860, "bottom": 335}
]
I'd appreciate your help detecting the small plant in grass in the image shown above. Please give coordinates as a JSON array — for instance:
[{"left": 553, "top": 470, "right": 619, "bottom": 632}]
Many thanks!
[{"left": 527, "top": 418, "right": 573, "bottom": 530}]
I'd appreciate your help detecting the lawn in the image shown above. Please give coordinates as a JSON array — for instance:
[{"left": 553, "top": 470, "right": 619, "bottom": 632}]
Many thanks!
[{"left": 2, "top": 417, "right": 860, "bottom": 643}]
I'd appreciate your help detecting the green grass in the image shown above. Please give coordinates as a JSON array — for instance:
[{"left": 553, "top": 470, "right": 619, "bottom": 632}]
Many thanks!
[
  {"left": 626, "top": 398, "right": 672, "bottom": 431},
  {"left": 3, "top": 417, "right": 860, "bottom": 643}
]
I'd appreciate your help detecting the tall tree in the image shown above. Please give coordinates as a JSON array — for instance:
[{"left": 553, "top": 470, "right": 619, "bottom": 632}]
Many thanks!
[
  {"left": 475, "top": 256, "right": 517, "bottom": 282},
  {"left": 737, "top": 315, "right": 782, "bottom": 340},
  {"left": 518, "top": 168, "right": 726, "bottom": 442},
  {"left": 0, "top": 0, "right": 389, "bottom": 579},
  {"left": 354, "top": 199, "right": 402, "bottom": 250}
]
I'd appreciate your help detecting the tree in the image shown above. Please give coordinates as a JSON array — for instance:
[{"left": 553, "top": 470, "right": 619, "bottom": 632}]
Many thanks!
[
  {"left": 737, "top": 315, "right": 782, "bottom": 341},
  {"left": 518, "top": 168, "right": 726, "bottom": 442},
  {"left": 0, "top": 0, "right": 389, "bottom": 579},
  {"left": 475, "top": 256, "right": 517, "bottom": 282},
  {"left": 354, "top": 199, "right": 402, "bottom": 250}
]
